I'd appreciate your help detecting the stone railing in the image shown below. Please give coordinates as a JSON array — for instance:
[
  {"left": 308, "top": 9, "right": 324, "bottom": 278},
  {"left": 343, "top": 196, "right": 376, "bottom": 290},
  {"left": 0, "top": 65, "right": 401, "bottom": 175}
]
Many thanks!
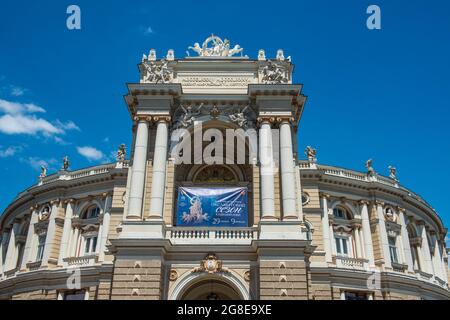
[
  {"left": 335, "top": 256, "right": 368, "bottom": 270},
  {"left": 166, "top": 227, "right": 258, "bottom": 245},
  {"left": 298, "top": 160, "right": 436, "bottom": 212},
  {"left": 63, "top": 254, "right": 98, "bottom": 267},
  {"left": 36, "top": 161, "right": 130, "bottom": 187}
]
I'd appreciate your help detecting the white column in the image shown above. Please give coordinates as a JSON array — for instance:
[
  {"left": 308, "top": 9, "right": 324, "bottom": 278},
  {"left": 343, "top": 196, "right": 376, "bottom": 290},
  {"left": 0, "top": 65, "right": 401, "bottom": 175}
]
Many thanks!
[
  {"left": 5, "top": 222, "right": 20, "bottom": 271},
  {"left": 58, "top": 199, "right": 75, "bottom": 266},
  {"left": 279, "top": 120, "right": 297, "bottom": 219},
  {"left": 98, "top": 194, "right": 112, "bottom": 262},
  {"left": 354, "top": 227, "right": 363, "bottom": 258},
  {"left": 375, "top": 201, "right": 392, "bottom": 269},
  {"left": 71, "top": 228, "right": 80, "bottom": 257},
  {"left": 149, "top": 117, "right": 169, "bottom": 219},
  {"left": 398, "top": 208, "right": 414, "bottom": 273},
  {"left": 320, "top": 194, "right": 332, "bottom": 263},
  {"left": 0, "top": 230, "right": 10, "bottom": 274},
  {"left": 20, "top": 207, "right": 39, "bottom": 271},
  {"left": 0, "top": 242, "right": 3, "bottom": 277},
  {"left": 359, "top": 200, "right": 375, "bottom": 267},
  {"left": 418, "top": 223, "right": 433, "bottom": 275},
  {"left": 259, "top": 119, "right": 275, "bottom": 220},
  {"left": 127, "top": 117, "right": 150, "bottom": 219},
  {"left": 358, "top": 228, "right": 366, "bottom": 258},
  {"left": 41, "top": 200, "right": 60, "bottom": 267},
  {"left": 431, "top": 236, "right": 443, "bottom": 280},
  {"left": 441, "top": 244, "right": 449, "bottom": 283}
]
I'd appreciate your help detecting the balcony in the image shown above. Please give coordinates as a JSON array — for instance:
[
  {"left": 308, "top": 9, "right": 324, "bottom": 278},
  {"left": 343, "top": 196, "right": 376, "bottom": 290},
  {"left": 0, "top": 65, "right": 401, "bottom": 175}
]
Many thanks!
[
  {"left": 63, "top": 254, "right": 98, "bottom": 267},
  {"left": 166, "top": 227, "right": 258, "bottom": 245},
  {"left": 335, "top": 256, "right": 368, "bottom": 271}
]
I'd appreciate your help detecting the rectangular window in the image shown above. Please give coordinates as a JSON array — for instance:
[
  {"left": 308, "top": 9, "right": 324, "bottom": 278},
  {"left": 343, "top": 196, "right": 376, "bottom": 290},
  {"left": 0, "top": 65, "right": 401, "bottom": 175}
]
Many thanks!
[
  {"left": 36, "top": 235, "right": 46, "bottom": 261},
  {"left": 84, "top": 236, "right": 98, "bottom": 255},
  {"left": 388, "top": 236, "right": 398, "bottom": 263},
  {"left": 63, "top": 290, "right": 86, "bottom": 300},
  {"left": 335, "top": 237, "right": 349, "bottom": 256},
  {"left": 344, "top": 291, "right": 368, "bottom": 300}
]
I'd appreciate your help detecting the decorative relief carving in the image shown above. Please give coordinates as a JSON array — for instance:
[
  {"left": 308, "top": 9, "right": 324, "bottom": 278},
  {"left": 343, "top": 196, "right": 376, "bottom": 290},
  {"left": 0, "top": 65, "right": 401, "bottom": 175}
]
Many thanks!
[
  {"left": 169, "top": 269, "right": 178, "bottom": 281},
  {"left": 179, "top": 76, "right": 252, "bottom": 87},
  {"left": 192, "top": 254, "right": 228, "bottom": 274},
  {"left": 194, "top": 165, "right": 237, "bottom": 183},
  {"left": 261, "top": 60, "right": 289, "bottom": 84},
  {"left": 139, "top": 59, "right": 173, "bottom": 84},
  {"left": 244, "top": 270, "right": 251, "bottom": 282}
]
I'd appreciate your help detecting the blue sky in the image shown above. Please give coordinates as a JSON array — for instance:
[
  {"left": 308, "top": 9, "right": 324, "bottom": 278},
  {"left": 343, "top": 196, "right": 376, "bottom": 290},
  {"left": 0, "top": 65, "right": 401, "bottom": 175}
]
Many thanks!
[{"left": 0, "top": 1, "right": 449, "bottom": 239}]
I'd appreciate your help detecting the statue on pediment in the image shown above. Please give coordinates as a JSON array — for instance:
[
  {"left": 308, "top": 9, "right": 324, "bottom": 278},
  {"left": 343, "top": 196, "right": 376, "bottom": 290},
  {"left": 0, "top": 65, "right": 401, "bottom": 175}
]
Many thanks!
[
  {"left": 117, "top": 144, "right": 126, "bottom": 162},
  {"left": 62, "top": 156, "right": 70, "bottom": 171},
  {"left": 39, "top": 165, "right": 47, "bottom": 178},
  {"left": 366, "top": 159, "right": 376, "bottom": 178},
  {"left": 188, "top": 34, "right": 243, "bottom": 57},
  {"left": 305, "top": 146, "right": 317, "bottom": 163}
]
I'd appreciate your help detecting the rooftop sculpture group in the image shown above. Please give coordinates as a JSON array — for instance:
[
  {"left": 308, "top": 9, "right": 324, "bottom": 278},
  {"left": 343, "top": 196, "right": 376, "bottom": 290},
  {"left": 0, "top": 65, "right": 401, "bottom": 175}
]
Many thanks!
[{"left": 188, "top": 34, "right": 244, "bottom": 57}]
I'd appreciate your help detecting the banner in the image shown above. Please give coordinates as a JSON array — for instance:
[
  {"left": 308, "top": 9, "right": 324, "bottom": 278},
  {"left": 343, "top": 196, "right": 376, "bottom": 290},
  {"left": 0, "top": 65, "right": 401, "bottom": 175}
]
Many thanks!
[{"left": 176, "top": 187, "right": 248, "bottom": 227}]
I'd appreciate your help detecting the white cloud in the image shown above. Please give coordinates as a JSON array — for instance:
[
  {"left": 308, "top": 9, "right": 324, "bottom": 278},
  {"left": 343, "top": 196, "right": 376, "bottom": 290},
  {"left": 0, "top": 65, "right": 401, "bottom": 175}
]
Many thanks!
[
  {"left": 77, "top": 146, "right": 104, "bottom": 161},
  {"left": 55, "top": 119, "right": 80, "bottom": 131},
  {"left": 0, "top": 145, "right": 22, "bottom": 158},
  {"left": 11, "top": 86, "right": 26, "bottom": 97},
  {"left": 0, "top": 99, "right": 45, "bottom": 114},
  {"left": 0, "top": 99, "right": 79, "bottom": 139},
  {"left": 0, "top": 114, "right": 63, "bottom": 135}
]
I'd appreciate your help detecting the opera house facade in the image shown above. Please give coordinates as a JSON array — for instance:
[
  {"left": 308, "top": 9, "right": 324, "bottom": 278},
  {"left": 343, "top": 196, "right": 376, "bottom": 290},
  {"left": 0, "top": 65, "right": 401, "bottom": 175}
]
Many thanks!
[{"left": 0, "top": 36, "right": 448, "bottom": 300}]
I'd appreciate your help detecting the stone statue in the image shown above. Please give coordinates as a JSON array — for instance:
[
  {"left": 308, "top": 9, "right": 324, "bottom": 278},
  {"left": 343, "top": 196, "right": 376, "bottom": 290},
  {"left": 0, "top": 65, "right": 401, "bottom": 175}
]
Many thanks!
[
  {"left": 117, "top": 144, "right": 126, "bottom": 162},
  {"left": 228, "top": 105, "right": 249, "bottom": 128},
  {"left": 188, "top": 35, "right": 244, "bottom": 57},
  {"left": 366, "top": 159, "right": 375, "bottom": 177},
  {"left": 261, "top": 60, "right": 288, "bottom": 84},
  {"left": 305, "top": 146, "right": 317, "bottom": 163},
  {"left": 389, "top": 166, "right": 398, "bottom": 181},
  {"left": 176, "top": 103, "right": 204, "bottom": 128},
  {"left": 39, "top": 165, "right": 47, "bottom": 178},
  {"left": 62, "top": 156, "right": 70, "bottom": 171}
]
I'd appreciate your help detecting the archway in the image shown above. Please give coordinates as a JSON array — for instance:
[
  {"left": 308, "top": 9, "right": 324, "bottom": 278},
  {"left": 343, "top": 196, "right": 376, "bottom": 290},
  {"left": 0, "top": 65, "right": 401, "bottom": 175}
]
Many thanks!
[
  {"left": 180, "top": 278, "right": 242, "bottom": 300},
  {"left": 170, "top": 271, "right": 250, "bottom": 300}
]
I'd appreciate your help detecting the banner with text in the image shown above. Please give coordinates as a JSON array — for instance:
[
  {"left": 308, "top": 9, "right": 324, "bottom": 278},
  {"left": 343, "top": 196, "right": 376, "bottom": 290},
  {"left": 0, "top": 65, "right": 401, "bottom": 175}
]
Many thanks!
[{"left": 176, "top": 187, "right": 248, "bottom": 227}]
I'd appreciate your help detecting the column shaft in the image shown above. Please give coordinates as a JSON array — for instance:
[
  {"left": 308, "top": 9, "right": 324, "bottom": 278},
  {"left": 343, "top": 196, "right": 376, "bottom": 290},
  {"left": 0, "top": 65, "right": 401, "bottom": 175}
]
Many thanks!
[
  {"left": 5, "top": 223, "right": 20, "bottom": 271},
  {"left": 98, "top": 194, "right": 112, "bottom": 261},
  {"left": 149, "top": 121, "right": 169, "bottom": 219},
  {"left": 360, "top": 202, "right": 375, "bottom": 267},
  {"left": 41, "top": 201, "right": 60, "bottom": 267},
  {"left": 398, "top": 210, "right": 414, "bottom": 272},
  {"left": 419, "top": 225, "right": 433, "bottom": 274},
  {"left": 376, "top": 202, "right": 392, "bottom": 269},
  {"left": 20, "top": 209, "right": 38, "bottom": 270},
  {"left": 279, "top": 122, "right": 297, "bottom": 219},
  {"left": 259, "top": 122, "right": 275, "bottom": 219},
  {"left": 321, "top": 195, "right": 332, "bottom": 263},
  {"left": 58, "top": 200, "right": 74, "bottom": 266},
  {"left": 127, "top": 119, "right": 149, "bottom": 219}
]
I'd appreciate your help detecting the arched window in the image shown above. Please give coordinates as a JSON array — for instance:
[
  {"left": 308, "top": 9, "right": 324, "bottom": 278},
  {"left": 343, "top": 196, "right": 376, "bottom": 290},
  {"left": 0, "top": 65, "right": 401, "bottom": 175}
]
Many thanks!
[
  {"left": 81, "top": 205, "right": 100, "bottom": 219},
  {"left": 333, "top": 206, "right": 349, "bottom": 220}
]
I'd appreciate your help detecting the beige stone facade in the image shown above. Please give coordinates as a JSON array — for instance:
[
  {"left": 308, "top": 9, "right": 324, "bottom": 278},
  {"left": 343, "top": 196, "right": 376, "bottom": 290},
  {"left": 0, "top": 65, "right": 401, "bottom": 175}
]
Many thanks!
[{"left": 0, "top": 36, "right": 449, "bottom": 300}]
